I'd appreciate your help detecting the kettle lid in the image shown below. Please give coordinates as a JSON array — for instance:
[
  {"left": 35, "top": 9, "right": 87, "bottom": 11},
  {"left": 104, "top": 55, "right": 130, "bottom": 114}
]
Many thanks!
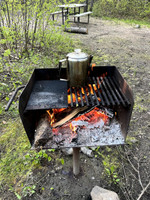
[{"left": 67, "top": 49, "right": 88, "bottom": 60}]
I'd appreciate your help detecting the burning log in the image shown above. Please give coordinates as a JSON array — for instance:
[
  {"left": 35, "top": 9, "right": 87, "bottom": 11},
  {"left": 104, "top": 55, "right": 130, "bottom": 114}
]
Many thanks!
[
  {"left": 65, "top": 27, "right": 88, "bottom": 34},
  {"left": 52, "top": 106, "right": 88, "bottom": 128},
  {"left": 33, "top": 114, "right": 52, "bottom": 148}
]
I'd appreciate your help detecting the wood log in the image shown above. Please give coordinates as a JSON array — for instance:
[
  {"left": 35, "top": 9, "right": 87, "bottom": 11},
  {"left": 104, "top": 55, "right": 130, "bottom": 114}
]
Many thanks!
[
  {"left": 52, "top": 106, "right": 88, "bottom": 128},
  {"left": 65, "top": 27, "right": 88, "bottom": 34},
  {"left": 33, "top": 114, "right": 52, "bottom": 148}
]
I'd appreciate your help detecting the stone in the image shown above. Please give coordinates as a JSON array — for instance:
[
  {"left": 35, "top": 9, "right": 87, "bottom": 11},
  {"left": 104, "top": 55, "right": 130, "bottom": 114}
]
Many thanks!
[
  {"left": 61, "top": 148, "right": 73, "bottom": 155},
  {"left": 62, "top": 147, "right": 93, "bottom": 157},
  {"left": 81, "top": 147, "right": 93, "bottom": 157},
  {"left": 91, "top": 186, "right": 120, "bottom": 200},
  {"left": 135, "top": 24, "right": 141, "bottom": 29}
]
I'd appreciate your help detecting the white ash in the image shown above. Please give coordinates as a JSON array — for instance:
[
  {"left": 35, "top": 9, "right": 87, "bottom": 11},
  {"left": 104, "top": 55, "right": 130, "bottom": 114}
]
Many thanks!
[
  {"left": 71, "top": 119, "right": 105, "bottom": 129},
  {"left": 71, "top": 120, "right": 89, "bottom": 127}
]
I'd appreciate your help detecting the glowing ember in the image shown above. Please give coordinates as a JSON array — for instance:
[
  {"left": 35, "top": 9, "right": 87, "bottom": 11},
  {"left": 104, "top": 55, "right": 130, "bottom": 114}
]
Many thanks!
[
  {"left": 47, "top": 72, "right": 109, "bottom": 127},
  {"left": 67, "top": 73, "right": 108, "bottom": 105},
  {"left": 51, "top": 107, "right": 109, "bottom": 144},
  {"left": 72, "top": 107, "right": 109, "bottom": 124}
]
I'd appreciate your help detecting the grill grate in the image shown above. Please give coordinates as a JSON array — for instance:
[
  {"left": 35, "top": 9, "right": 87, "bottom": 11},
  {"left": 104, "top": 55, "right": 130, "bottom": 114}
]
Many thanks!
[{"left": 68, "top": 76, "right": 131, "bottom": 108}]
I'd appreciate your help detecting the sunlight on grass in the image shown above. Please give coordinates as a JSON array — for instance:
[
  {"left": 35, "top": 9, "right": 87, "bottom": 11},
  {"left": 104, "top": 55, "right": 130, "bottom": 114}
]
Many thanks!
[
  {"left": 0, "top": 119, "right": 31, "bottom": 185},
  {"left": 102, "top": 17, "right": 150, "bottom": 28}
]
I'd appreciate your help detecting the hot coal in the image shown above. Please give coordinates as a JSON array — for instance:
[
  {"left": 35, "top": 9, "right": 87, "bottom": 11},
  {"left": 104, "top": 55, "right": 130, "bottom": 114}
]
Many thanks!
[{"left": 33, "top": 107, "right": 125, "bottom": 149}]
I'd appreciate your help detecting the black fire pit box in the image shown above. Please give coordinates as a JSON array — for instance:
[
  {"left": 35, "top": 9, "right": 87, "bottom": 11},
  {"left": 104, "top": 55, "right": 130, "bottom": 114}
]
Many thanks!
[{"left": 19, "top": 66, "right": 134, "bottom": 148}]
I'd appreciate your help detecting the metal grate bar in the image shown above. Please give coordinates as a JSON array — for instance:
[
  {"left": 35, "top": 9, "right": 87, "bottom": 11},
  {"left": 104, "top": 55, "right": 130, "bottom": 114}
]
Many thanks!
[
  {"left": 90, "top": 83, "right": 100, "bottom": 106},
  {"left": 92, "top": 77, "right": 105, "bottom": 106},
  {"left": 88, "top": 77, "right": 100, "bottom": 106},
  {"left": 68, "top": 75, "right": 130, "bottom": 108},
  {"left": 74, "top": 88, "right": 79, "bottom": 107},
  {"left": 108, "top": 77, "right": 126, "bottom": 107},
  {"left": 69, "top": 87, "right": 74, "bottom": 107},
  {"left": 99, "top": 77, "right": 115, "bottom": 106},
  {"left": 97, "top": 77, "right": 110, "bottom": 106},
  {"left": 79, "top": 87, "right": 84, "bottom": 107},
  {"left": 112, "top": 77, "right": 131, "bottom": 106},
  {"left": 87, "top": 85, "right": 95, "bottom": 106},
  {"left": 83, "top": 87, "right": 89, "bottom": 106},
  {"left": 104, "top": 77, "right": 120, "bottom": 106}
]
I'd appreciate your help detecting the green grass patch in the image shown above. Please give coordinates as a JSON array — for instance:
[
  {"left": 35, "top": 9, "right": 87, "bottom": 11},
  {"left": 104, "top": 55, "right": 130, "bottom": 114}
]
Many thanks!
[
  {"left": 0, "top": 119, "right": 55, "bottom": 198},
  {"left": 101, "top": 16, "right": 150, "bottom": 28},
  {"left": 0, "top": 119, "right": 31, "bottom": 186}
]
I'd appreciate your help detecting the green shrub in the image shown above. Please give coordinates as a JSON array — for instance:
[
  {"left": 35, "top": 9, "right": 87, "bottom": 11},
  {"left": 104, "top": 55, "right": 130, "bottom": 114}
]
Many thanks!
[{"left": 93, "top": 0, "right": 150, "bottom": 21}]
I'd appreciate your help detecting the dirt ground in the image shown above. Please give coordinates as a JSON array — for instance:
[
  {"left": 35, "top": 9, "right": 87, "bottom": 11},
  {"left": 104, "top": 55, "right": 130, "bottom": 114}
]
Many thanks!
[{"left": 2, "top": 17, "right": 150, "bottom": 200}]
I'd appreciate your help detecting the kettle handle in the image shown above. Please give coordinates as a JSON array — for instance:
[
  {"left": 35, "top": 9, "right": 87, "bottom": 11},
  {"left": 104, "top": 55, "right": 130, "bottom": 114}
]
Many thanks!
[
  {"left": 58, "top": 58, "right": 68, "bottom": 79},
  {"left": 89, "top": 55, "right": 93, "bottom": 65},
  {"left": 59, "top": 58, "right": 67, "bottom": 71}
]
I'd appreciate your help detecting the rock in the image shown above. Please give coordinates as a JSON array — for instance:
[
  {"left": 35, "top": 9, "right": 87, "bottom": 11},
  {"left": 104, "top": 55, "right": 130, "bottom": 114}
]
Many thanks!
[
  {"left": 55, "top": 166, "right": 63, "bottom": 171},
  {"left": 135, "top": 24, "right": 141, "bottom": 28},
  {"left": 61, "top": 148, "right": 73, "bottom": 155},
  {"left": 81, "top": 147, "right": 93, "bottom": 157},
  {"left": 91, "top": 186, "right": 120, "bottom": 200},
  {"left": 62, "top": 147, "right": 93, "bottom": 157}
]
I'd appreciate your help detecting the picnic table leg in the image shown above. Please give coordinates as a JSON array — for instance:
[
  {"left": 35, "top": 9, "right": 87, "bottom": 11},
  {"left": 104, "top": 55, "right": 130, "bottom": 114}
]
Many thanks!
[
  {"left": 62, "top": 8, "right": 64, "bottom": 25},
  {"left": 52, "top": 14, "right": 54, "bottom": 21},
  {"left": 88, "top": 14, "right": 90, "bottom": 23},
  {"left": 78, "top": 7, "right": 80, "bottom": 23},
  {"left": 65, "top": 8, "right": 69, "bottom": 21},
  {"left": 74, "top": 7, "right": 76, "bottom": 23},
  {"left": 85, "top": 0, "right": 88, "bottom": 12}
]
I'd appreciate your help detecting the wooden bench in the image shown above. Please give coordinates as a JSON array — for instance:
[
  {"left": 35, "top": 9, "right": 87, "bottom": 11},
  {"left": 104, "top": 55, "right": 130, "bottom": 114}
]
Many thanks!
[
  {"left": 50, "top": 10, "right": 67, "bottom": 21},
  {"left": 73, "top": 11, "right": 92, "bottom": 24}
]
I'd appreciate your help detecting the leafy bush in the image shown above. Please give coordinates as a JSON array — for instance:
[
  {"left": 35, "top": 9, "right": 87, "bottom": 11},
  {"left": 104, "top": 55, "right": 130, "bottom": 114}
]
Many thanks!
[
  {"left": 93, "top": 0, "right": 150, "bottom": 21},
  {"left": 0, "top": 0, "right": 74, "bottom": 59}
]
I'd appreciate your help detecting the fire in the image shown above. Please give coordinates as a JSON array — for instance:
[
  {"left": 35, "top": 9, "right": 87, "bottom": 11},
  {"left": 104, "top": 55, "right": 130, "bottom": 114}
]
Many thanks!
[
  {"left": 70, "top": 123, "right": 77, "bottom": 133},
  {"left": 47, "top": 72, "right": 109, "bottom": 126},
  {"left": 51, "top": 107, "right": 110, "bottom": 144},
  {"left": 91, "top": 63, "right": 96, "bottom": 71},
  {"left": 73, "top": 107, "right": 108, "bottom": 124},
  {"left": 47, "top": 108, "right": 66, "bottom": 126},
  {"left": 67, "top": 72, "right": 108, "bottom": 105},
  {"left": 47, "top": 110, "right": 55, "bottom": 126}
]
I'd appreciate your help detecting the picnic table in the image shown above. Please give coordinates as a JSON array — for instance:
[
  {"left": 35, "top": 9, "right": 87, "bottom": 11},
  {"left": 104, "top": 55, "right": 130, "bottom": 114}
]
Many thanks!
[{"left": 58, "top": 3, "right": 89, "bottom": 25}]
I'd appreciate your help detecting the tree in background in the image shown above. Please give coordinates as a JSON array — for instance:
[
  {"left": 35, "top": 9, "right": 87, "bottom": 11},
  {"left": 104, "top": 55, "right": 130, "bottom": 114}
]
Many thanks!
[
  {"left": 0, "top": 0, "right": 69, "bottom": 59},
  {"left": 92, "top": 0, "right": 150, "bottom": 21}
]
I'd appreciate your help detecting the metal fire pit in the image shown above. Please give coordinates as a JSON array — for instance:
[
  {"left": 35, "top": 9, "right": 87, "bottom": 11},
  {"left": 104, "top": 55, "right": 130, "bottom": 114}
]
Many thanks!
[{"left": 18, "top": 66, "right": 134, "bottom": 150}]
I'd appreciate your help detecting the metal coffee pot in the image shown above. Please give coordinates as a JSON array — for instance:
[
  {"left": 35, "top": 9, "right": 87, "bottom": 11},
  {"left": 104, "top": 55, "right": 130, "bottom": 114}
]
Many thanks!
[{"left": 59, "top": 49, "right": 93, "bottom": 87}]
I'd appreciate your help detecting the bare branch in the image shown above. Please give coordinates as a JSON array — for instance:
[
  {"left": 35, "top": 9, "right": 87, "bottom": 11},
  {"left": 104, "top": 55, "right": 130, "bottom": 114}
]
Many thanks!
[{"left": 137, "top": 181, "right": 150, "bottom": 200}]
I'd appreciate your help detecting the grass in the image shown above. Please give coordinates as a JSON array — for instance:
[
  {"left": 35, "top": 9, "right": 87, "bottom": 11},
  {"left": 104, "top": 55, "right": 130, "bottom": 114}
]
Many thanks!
[
  {"left": 102, "top": 16, "right": 150, "bottom": 28},
  {"left": 0, "top": 119, "right": 31, "bottom": 185},
  {"left": 0, "top": 118, "right": 56, "bottom": 198}
]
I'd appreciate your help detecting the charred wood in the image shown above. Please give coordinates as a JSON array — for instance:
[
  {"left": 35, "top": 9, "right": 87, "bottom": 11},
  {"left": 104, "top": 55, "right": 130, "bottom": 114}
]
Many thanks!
[
  {"left": 33, "top": 114, "right": 52, "bottom": 148},
  {"left": 52, "top": 106, "right": 88, "bottom": 128}
]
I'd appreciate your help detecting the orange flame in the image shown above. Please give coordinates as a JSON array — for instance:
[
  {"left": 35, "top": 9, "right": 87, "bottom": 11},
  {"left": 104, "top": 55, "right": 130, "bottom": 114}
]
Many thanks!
[
  {"left": 67, "top": 72, "right": 108, "bottom": 105},
  {"left": 47, "top": 110, "right": 55, "bottom": 126},
  {"left": 73, "top": 107, "right": 108, "bottom": 124},
  {"left": 70, "top": 123, "right": 77, "bottom": 133},
  {"left": 47, "top": 108, "right": 66, "bottom": 126},
  {"left": 91, "top": 63, "right": 96, "bottom": 71}
]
